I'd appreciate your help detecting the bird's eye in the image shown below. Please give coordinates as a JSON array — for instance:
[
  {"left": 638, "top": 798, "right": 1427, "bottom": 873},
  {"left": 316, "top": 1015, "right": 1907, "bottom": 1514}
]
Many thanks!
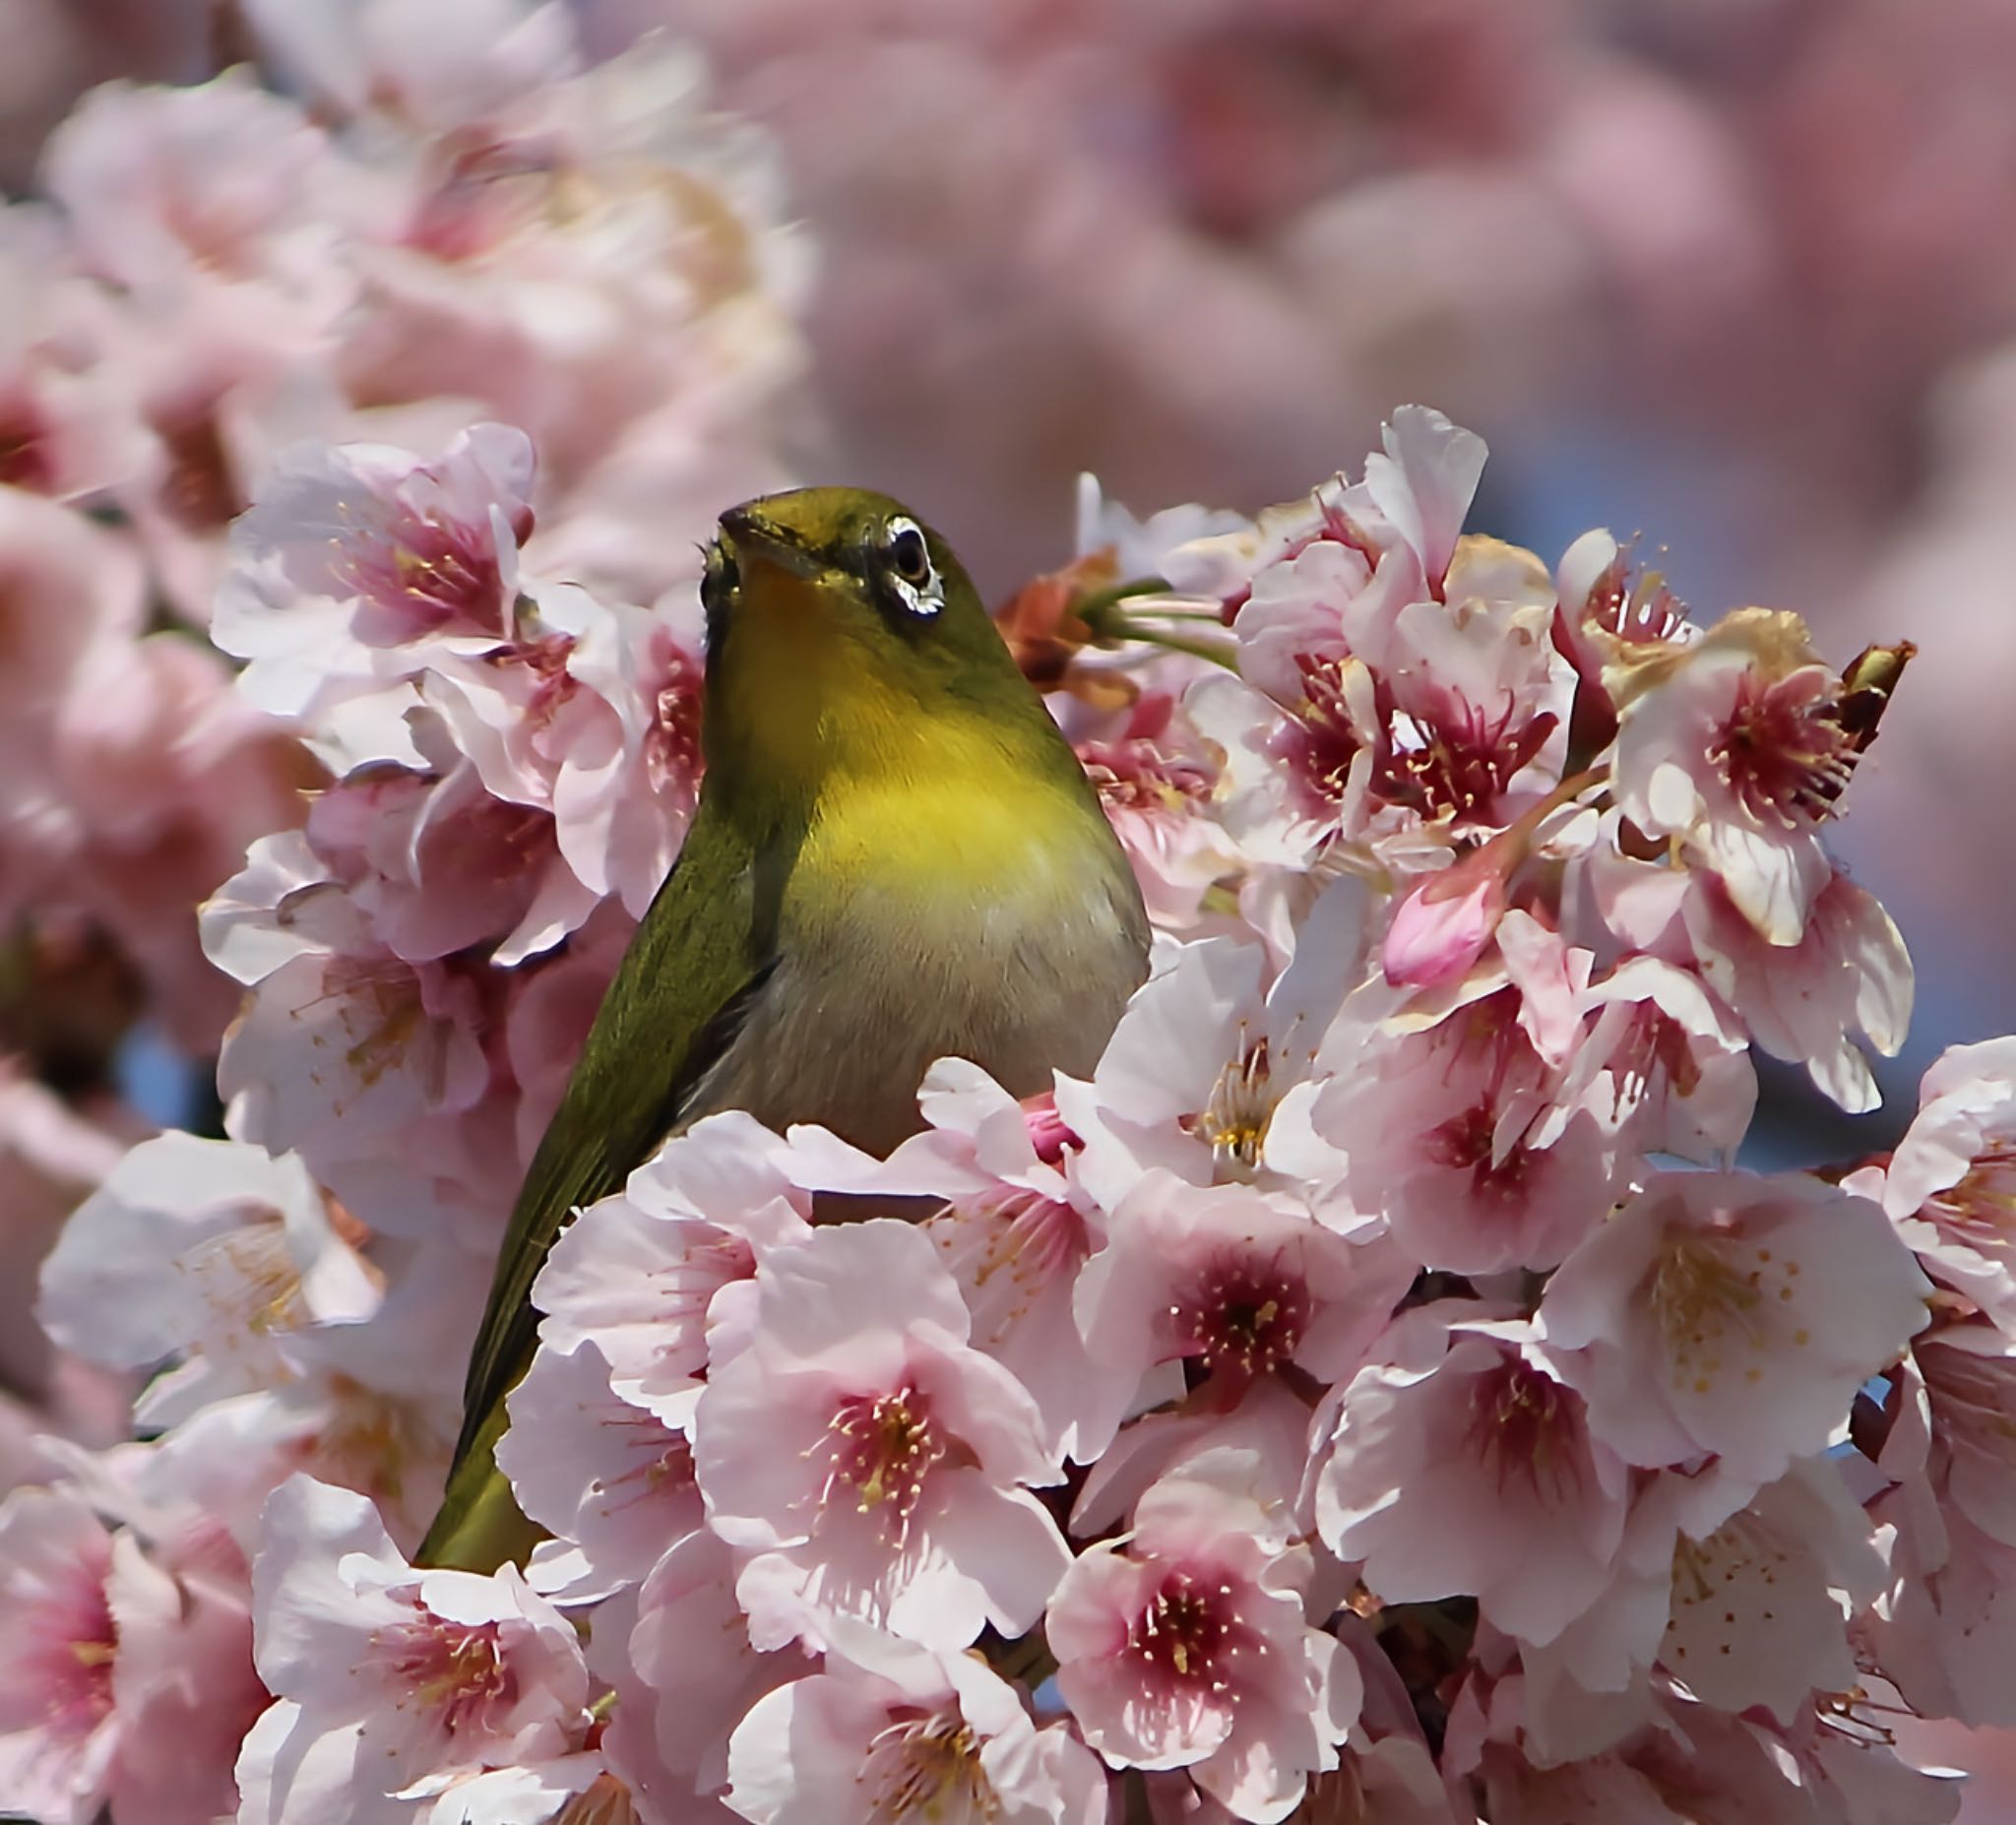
[
  {"left": 887, "top": 519, "right": 932, "bottom": 586},
  {"left": 878, "top": 515, "right": 943, "bottom": 618}
]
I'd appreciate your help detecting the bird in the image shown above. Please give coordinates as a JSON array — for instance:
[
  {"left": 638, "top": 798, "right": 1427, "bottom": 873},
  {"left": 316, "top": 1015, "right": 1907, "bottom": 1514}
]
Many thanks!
[{"left": 418, "top": 486, "right": 1152, "bottom": 1571}]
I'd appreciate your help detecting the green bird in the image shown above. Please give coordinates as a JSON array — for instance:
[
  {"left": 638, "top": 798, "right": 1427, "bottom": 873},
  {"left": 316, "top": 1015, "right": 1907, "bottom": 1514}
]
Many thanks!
[{"left": 419, "top": 487, "right": 1151, "bottom": 1572}]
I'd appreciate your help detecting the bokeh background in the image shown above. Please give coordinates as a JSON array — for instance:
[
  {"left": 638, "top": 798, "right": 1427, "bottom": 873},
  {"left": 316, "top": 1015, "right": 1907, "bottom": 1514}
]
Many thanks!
[{"left": 2, "top": 0, "right": 2014, "bottom": 1812}]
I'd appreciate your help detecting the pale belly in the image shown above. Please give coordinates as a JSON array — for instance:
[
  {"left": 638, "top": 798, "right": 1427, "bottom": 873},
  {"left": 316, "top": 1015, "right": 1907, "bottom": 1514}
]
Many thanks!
[{"left": 685, "top": 856, "right": 1148, "bottom": 1156}]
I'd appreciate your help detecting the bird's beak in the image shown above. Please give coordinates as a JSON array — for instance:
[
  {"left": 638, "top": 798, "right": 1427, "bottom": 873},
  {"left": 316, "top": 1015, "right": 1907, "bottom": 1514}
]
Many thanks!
[{"left": 718, "top": 503, "right": 827, "bottom": 581}]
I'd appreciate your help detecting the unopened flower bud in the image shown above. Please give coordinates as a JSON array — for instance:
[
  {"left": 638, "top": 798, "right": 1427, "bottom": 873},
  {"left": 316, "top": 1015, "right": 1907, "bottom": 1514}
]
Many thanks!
[{"left": 1381, "top": 848, "right": 1509, "bottom": 989}]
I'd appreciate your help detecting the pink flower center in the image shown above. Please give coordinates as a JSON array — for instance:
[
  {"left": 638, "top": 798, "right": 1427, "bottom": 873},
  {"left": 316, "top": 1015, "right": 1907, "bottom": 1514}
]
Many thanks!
[
  {"left": 964, "top": 1189, "right": 1088, "bottom": 1295},
  {"left": 1170, "top": 1250, "right": 1309, "bottom": 1385},
  {"left": 1583, "top": 554, "right": 1686, "bottom": 646},
  {"left": 646, "top": 652, "right": 705, "bottom": 795},
  {"left": 1426, "top": 1100, "right": 1533, "bottom": 1201},
  {"left": 1708, "top": 670, "right": 1856, "bottom": 828},
  {"left": 376, "top": 1609, "right": 517, "bottom": 1737},
  {"left": 1127, "top": 1568, "right": 1244, "bottom": 1696},
  {"left": 341, "top": 507, "right": 513, "bottom": 645},
  {"left": 1376, "top": 693, "right": 1557, "bottom": 824},
  {"left": 1079, "top": 737, "right": 1214, "bottom": 817},
  {"left": 1285, "top": 654, "right": 1556, "bottom": 825},
  {"left": 861, "top": 1706, "right": 996, "bottom": 1821},
  {"left": 13, "top": 1544, "right": 117, "bottom": 1744},
  {"left": 1464, "top": 1354, "right": 1588, "bottom": 1503},
  {"left": 1285, "top": 654, "right": 1366, "bottom": 807},
  {"left": 1606, "top": 1003, "right": 1704, "bottom": 1115},
  {"left": 598, "top": 1420, "right": 696, "bottom": 1512},
  {"left": 824, "top": 1386, "right": 944, "bottom": 1539},
  {"left": 404, "top": 136, "right": 552, "bottom": 262},
  {"left": 487, "top": 631, "right": 580, "bottom": 733}
]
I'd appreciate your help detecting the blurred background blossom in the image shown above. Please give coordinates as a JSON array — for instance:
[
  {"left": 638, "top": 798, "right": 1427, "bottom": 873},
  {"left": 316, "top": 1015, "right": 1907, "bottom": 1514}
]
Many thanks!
[{"left": 4, "top": 0, "right": 2016, "bottom": 1812}]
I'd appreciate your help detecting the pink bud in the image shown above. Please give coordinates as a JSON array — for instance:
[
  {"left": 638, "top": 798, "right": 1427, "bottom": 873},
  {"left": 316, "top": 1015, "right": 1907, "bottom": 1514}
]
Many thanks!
[{"left": 1381, "top": 858, "right": 1507, "bottom": 989}]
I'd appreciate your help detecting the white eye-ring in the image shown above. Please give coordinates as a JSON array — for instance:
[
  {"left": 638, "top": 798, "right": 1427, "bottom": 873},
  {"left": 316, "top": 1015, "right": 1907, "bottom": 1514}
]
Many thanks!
[{"left": 883, "top": 515, "right": 943, "bottom": 618}]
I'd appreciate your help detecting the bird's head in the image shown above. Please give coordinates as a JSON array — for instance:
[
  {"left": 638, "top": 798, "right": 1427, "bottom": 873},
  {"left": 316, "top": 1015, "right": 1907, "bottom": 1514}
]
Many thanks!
[{"left": 700, "top": 486, "right": 1057, "bottom": 796}]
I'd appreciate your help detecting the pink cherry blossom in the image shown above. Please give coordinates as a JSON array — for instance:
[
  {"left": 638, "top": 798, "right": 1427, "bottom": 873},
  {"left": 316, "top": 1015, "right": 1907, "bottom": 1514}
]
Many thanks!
[
  {"left": 1551, "top": 956, "right": 1757, "bottom": 1165},
  {"left": 1657, "top": 1457, "right": 1883, "bottom": 1725},
  {"left": 724, "top": 1621, "right": 1106, "bottom": 1825},
  {"left": 213, "top": 424, "right": 537, "bottom": 723},
  {"left": 0, "top": 1482, "right": 263, "bottom": 1825},
  {"left": 1864, "top": 1038, "right": 2016, "bottom": 1328},
  {"left": 1314, "top": 1310, "right": 1629, "bottom": 1648},
  {"left": 497, "top": 1340, "right": 703, "bottom": 1603},
  {"left": 1047, "top": 1446, "right": 1361, "bottom": 1822},
  {"left": 1317, "top": 981, "right": 1616, "bottom": 1276},
  {"left": 693, "top": 1219, "right": 1069, "bottom": 1651},
  {"left": 37, "top": 1133, "right": 378, "bottom": 1428},
  {"left": 1538, "top": 1170, "right": 1931, "bottom": 1486},
  {"left": 1868, "top": 1347, "right": 2016, "bottom": 1732},
  {"left": 41, "top": 70, "right": 347, "bottom": 314},
  {"left": 599, "top": 1530, "right": 814, "bottom": 1817},
  {"left": 1682, "top": 859, "right": 1914, "bottom": 1115},
  {"left": 785, "top": 1059, "right": 1155, "bottom": 1465},
  {"left": 1076, "top": 693, "right": 1233, "bottom": 931},
  {"left": 0, "top": 211, "right": 150, "bottom": 504},
  {"left": 203, "top": 831, "right": 500, "bottom": 1230},
  {"left": 1056, "top": 876, "right": 1367, "bottom": 1213},
  {"left": 0, "top": 1485, "right": 127, "bottom": 1824},
  {"left": 1074, "top": 1169, "right": 1410, "bottom": 1401},
  {"left": 45, "top": 624, "right": 306, "bottom": 1051},
  {"left": 244, "top": 1475, "right": 591, "bottom": 1815},
  {"left": 1612, "top": 610, "right": 1861, "bottom": 947},
  {"left": 532, "top": 1111, "right": 813, "bottom": 1428}
]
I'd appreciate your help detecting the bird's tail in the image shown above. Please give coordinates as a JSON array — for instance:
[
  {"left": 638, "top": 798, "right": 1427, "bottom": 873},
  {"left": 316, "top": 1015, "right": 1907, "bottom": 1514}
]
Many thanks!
[{"left": 414, "top": 1398, "right": 544, "bottom": 1573}]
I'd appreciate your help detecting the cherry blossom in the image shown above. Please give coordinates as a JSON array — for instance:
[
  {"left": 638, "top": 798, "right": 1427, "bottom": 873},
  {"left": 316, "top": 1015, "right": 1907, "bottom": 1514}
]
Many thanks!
[
  {"left": 37, "top": 1133, "right": 377, "bottom": 1427},
  {"left": 243, "top": 1476, "right": 592, "bottom": 1818},
  {"left": 1681, "top": 865, "right": 1912, "bottom": 1116},
  {"left": 531, "top": 1111, "right": 814, "bottom": 1428},
  {"left": 1047, "top": 1445, "right": 1361, "bottom": 1822},
  {"left": 214, "top": 424, "right": 537, "bottom": 724},
  {"left": 1317, "top": 979, "right": 1617, "bottom": 1277},
  {"left": 1056, "top": 875, "right": 1368, "bottom": 1212},
  {"left": 1612, "top": 609, "right": 1865, "bottom": 947},
  {"left": 0, "top": 1484, "right": 263, "bottom": 1825},
  {"left": 693, "top": 1219, "right": 1070, "bottom": 1651},
  {"left": 724, "top": 1621, "right": 1106, "bottom": 1825},
  {"left": 1861, "top": 1038, "right": 2016, "bottom": 1327},
  {"left": 1074, "top": 1169, "right": 1410, "bottom": 1400},
  {"left": 784, "top": 1059, "right": 1157, "bottom": 1464},
  {"left": 1538, "top": 1170, "right": 1931, "bottom": 1486},
  {"left": 496, "top": 1340, "right": 703, "bottom": 1603},
  {"left": 1313, "top": 1310, "right": 1628, "bottom": 1648}
]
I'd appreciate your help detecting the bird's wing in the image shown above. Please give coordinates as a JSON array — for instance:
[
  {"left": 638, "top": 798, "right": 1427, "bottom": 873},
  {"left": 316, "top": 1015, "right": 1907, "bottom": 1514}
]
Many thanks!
[{"left": 452, "top": 799, "right": 775, "bottom": 1467}]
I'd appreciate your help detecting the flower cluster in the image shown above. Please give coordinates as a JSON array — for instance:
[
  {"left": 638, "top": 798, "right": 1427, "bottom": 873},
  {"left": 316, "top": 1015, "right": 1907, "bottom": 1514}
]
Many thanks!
[
  {"left": 0, "top": 0, "right": 802, "bottom": 1032},
  {"left": 10, "top": 404, "right": 2002, "bottom": 1824},
  {"left": 0, "top": 0, "right": 806, "bottom": 1537}
]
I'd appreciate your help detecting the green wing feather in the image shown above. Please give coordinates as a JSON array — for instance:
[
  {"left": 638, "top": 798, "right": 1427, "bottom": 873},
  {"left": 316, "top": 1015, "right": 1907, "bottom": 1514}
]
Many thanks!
[{"left": 418, "top": 799, "right": 776, "bottom": 1568}]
